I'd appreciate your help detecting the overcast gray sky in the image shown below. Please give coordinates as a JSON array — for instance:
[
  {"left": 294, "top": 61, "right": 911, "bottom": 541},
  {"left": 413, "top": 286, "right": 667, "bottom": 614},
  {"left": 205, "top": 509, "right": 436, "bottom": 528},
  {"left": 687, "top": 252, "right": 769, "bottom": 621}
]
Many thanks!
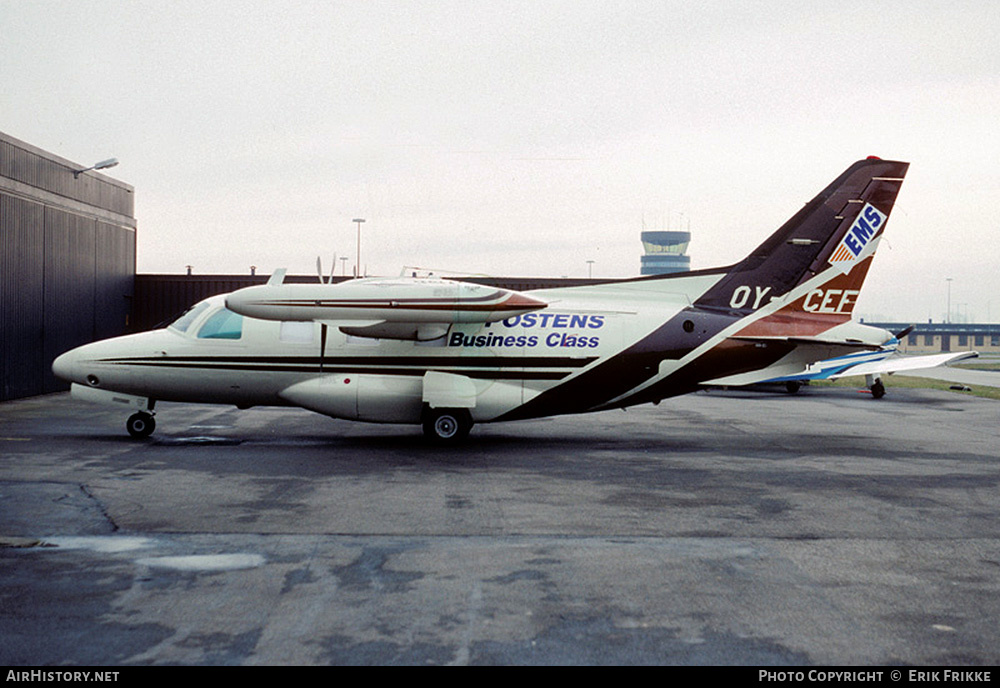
[{"left": 3, "top": 1, "right": 998, "bottom": 322}]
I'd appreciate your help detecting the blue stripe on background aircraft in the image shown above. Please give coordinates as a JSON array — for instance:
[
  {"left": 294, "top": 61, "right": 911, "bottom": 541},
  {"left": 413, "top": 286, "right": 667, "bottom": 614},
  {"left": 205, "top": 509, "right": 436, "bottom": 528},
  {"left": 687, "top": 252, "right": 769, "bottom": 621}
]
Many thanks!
[
  {"left": 711, "top": 324, "right": 978, "bottom": 397},
  {"left": 54, "top": 157, "right": 921, "bottom": 442}
]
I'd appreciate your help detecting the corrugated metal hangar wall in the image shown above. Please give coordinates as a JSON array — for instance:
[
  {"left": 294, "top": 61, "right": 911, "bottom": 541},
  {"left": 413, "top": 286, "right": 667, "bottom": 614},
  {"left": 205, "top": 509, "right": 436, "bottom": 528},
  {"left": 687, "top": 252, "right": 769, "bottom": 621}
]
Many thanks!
[{"left": 1, "top": 131, "right": 136, "bottom": 401}]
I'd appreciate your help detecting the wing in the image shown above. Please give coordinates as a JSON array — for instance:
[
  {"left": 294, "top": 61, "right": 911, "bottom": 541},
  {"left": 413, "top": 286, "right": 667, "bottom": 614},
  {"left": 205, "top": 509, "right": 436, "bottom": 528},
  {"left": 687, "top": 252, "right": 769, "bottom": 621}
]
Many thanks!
[
  {"left": 739, "top": 348, "right": 979, "bottom": 386},
  {"left": 826, "top": 350, "right": 979, "bottom": 379},
  {"left": 226, "top": 274, "right": 547, "bottom": 341}
]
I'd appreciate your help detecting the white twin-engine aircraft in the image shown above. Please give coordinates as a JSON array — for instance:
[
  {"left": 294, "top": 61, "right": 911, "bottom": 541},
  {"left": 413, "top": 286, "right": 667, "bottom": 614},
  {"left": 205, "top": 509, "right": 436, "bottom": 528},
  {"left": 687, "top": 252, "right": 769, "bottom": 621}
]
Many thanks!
[{"left": 53, "top": 157, "right": 909, "bottom": 441}]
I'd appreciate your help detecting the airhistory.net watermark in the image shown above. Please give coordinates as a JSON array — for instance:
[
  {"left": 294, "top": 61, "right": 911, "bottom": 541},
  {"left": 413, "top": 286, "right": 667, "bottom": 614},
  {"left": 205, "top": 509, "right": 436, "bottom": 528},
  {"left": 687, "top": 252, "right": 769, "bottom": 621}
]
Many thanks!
[{"left": 6, "top": 672, "right": 119, "bottom": 683}]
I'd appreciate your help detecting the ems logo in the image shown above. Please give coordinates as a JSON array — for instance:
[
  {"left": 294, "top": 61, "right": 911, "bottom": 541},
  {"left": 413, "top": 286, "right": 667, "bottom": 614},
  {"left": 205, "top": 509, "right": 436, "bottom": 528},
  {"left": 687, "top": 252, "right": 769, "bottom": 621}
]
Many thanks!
[{"left": 829, "top": 203, "right": 887, "bottom": 269}]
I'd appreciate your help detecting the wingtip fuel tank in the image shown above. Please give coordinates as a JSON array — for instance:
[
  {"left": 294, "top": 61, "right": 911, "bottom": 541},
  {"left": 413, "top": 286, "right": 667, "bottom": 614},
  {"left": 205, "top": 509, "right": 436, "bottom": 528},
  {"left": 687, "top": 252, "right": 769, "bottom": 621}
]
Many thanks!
[{"left": 225, "top": 276, "right": 548, "bottom": 325}]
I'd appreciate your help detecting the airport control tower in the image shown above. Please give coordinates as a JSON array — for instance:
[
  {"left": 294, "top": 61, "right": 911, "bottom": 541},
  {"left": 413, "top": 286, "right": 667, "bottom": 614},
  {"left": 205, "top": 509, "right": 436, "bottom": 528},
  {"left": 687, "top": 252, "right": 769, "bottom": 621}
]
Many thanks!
[{"left": 640, "top": 230, "right": 691, "bottom": 275}]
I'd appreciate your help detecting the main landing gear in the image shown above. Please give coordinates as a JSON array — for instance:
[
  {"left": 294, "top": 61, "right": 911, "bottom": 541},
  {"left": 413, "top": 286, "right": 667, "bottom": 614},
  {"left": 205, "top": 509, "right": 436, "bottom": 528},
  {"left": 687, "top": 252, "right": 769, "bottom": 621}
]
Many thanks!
[
  {"left": 870, "top": 379, "right": 886, "bottom": 399},
  {"left": 422, "top": 407, "right": 473, "bottom": 442},
  {"left": 866, "top": 374, "right": 886, "bottom": 400},
  {"left": 126, "top": 411, "right": 156, "bottom": 439}
]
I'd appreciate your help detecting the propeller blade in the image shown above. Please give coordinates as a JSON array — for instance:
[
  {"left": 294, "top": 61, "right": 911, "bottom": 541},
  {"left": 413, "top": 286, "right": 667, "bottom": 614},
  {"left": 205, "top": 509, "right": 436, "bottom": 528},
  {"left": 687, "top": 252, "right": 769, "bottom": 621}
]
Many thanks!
[{"left": 316, "top": 257, "right": 324, "bottom": 284}]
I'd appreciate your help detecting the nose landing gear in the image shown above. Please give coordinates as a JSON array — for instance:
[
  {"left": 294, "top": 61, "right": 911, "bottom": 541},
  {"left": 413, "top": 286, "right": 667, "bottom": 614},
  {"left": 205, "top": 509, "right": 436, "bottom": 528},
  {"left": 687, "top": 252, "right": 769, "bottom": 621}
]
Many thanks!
[{"left": 126, "top": 412, "right": 156, "bottom": 439}]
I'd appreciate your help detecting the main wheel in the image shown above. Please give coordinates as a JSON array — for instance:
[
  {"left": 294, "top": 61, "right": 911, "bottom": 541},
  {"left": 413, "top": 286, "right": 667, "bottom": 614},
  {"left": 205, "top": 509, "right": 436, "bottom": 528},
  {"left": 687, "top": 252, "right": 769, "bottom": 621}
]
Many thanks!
[
  {"left": 870, "top": 379, "right": 886, "bottom": 399},
  {"left": 422, "top": 408, "right": 472, "bottom": 442},
  {"left": 126, "top": 412, "right": 156, "bottom": 439}
]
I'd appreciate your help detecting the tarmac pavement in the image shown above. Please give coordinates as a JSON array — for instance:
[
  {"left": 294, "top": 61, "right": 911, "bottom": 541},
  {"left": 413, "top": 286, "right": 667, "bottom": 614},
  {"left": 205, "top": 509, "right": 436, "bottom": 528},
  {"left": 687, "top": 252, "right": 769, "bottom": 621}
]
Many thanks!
[{"left": 1, "top": 385, "right": 998, "bottom": 665}]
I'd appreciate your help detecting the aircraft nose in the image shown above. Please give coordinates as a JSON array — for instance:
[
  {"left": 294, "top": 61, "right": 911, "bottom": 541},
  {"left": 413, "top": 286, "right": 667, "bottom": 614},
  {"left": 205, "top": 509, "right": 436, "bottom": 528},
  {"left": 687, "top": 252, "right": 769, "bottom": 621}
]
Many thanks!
[{"left": 51, "top": 349, "right": 78, "bottom": 382}]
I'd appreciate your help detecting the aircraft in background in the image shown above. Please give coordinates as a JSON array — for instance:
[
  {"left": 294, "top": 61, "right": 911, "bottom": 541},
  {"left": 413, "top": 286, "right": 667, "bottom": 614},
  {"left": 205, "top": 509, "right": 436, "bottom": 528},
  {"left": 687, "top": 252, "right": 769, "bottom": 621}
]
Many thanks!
[
  {"left": 54, "top": 157, "right": 910, "bottom": 441},
  {"left": 709, "top": 325, "right": 979, "bottom": 397}
]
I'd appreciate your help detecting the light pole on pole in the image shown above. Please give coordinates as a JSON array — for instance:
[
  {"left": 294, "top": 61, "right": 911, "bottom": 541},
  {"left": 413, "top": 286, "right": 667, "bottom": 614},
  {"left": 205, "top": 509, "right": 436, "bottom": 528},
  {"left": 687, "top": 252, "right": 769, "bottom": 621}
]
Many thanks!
[
  {"left": 946, "top": 278, "right": 953, "bottom": 323},
  {"left": 353, "top": 218, "right": 366, "bottom": 278}
]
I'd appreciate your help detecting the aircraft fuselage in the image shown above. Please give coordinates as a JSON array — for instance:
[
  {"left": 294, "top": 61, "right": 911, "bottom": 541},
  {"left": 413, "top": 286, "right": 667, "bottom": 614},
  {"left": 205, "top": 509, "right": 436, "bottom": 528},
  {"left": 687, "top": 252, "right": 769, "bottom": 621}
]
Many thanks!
[
  {"left": 53, "top": 277, "right": 740, "bottom": 424},
  {"left": 52, "top": 158, "right": 910, "bottom": 440}
]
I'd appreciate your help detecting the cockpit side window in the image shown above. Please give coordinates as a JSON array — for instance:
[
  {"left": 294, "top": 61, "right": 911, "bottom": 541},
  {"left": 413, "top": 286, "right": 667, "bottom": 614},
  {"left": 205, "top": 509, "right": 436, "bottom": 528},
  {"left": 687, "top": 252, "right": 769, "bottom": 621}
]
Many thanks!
[
  {"left": 167, "top": 303, "right": 211, "bottom": 333},
  {"left": 197, "top": 308, "right": 244, "bottom": 340}
]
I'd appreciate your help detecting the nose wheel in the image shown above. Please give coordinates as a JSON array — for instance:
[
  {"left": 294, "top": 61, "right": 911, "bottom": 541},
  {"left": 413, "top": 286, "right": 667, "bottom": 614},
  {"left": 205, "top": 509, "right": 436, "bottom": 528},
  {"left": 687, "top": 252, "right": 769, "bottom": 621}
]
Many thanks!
[{"left": 126, "top": 412, "right": 156, "bottom": 439}]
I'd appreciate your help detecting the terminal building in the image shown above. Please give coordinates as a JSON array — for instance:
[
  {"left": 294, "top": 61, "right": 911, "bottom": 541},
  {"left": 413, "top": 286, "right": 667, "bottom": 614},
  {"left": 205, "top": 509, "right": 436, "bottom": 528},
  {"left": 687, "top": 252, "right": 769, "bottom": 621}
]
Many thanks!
[
  {"left": 865, "top": 321, "right": 1000, "bottom": 355},
  {"left": 640, "top": 230, "right": 691, "bottom": 275}
]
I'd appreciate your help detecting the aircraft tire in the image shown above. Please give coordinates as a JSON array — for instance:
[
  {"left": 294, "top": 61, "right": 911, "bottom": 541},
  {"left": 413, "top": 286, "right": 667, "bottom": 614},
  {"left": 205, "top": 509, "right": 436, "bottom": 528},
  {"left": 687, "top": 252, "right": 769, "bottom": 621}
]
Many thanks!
[
  {"left": 422, "top": 408, "right": 472, "bottom": 442},
  {"left": 126, "top": 412, "right": 156, "bottom": 439},
  {"left": 870, "top": 380, "right": 886, "bottom": 399}
]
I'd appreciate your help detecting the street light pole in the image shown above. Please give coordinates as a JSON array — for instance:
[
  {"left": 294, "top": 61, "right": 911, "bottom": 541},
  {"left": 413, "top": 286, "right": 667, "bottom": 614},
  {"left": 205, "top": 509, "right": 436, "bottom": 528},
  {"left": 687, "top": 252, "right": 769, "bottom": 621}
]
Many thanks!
[
  {"left": 353, "top": 218, "right": 366, "bottom": 278},
  {"left": 946, "top": 278, "right": 953, "bottom": 323},
  {"left": 73, "top": 157, "right": 119, "bottom": 179}
]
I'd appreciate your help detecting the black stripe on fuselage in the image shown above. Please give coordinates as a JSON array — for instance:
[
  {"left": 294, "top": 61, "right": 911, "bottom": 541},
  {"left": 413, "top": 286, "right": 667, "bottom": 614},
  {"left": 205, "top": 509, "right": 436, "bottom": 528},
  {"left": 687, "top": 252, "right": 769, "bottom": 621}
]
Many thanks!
[
  {"left": 102, "top": 355, "right": 594, "bottom": 368},
  {"left": 95, "top": 354, "right": 596, "bottom": 382}
]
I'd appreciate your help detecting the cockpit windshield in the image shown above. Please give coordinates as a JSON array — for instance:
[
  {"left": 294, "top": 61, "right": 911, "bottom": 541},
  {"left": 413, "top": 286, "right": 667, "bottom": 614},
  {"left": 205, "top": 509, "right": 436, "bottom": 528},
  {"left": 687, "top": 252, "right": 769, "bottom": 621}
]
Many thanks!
[
  {"left": 167, "top": 302, "right": 211, "bottom": 333},
  {"left": 197, "top": 308, "right": 244, "bottom": 340}
]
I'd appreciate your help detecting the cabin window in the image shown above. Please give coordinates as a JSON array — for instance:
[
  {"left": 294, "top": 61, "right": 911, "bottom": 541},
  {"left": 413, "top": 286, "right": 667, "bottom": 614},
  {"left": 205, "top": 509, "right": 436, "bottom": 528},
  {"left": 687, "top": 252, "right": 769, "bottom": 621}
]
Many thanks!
[
  {"left": 197, "top": 308, "right": 244, "bottom": 340},
  {"left": 280, "top": 321, "right": 315, "bottom": 343},
  {"left": 168, "top": 303, "right": 210, "bottom": 333}
]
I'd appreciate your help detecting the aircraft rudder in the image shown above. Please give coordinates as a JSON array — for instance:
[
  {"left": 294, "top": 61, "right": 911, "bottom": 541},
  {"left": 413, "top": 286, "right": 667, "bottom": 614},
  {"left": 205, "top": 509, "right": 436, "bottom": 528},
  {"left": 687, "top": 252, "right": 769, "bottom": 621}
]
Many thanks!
[{"left": 694, "top": 158, "right": 909, "bottom": 315}]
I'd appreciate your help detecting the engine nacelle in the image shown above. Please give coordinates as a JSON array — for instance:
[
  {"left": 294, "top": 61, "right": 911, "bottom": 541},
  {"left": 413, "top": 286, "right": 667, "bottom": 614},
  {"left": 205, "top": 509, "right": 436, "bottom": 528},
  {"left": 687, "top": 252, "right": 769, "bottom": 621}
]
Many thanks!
[
  {"left": 278, "top": 374, "right": 424, "bottom": 423},
  {"left": 277, "top": 370, "right": 524, "bottom": 424}
]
